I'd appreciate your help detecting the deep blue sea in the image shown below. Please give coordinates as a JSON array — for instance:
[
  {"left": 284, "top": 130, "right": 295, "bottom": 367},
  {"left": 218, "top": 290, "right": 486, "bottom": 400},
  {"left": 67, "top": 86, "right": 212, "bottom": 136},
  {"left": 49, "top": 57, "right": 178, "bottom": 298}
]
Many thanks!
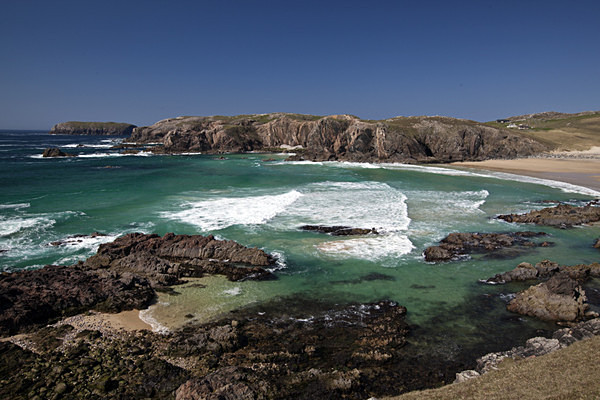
[{"left": 1, "top": 130, "right": 599, "bottom": 349}]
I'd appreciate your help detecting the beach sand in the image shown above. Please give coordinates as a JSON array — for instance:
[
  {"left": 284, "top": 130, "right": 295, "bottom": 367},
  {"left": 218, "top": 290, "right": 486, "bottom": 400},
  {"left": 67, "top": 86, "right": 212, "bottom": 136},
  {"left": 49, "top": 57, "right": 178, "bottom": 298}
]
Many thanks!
[
  {"left": 58, "top": 309, "right": 152, "bottom": 334},
  {"left": 453, "top": 154, "right": 600, "bottom": 193}
]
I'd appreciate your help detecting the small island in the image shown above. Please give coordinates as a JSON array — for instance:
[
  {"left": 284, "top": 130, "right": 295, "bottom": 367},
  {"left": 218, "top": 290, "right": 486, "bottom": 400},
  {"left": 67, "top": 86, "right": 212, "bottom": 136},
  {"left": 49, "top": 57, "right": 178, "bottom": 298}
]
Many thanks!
[{"left": 50, "top": 121, "right": 137, "bottom": 136}]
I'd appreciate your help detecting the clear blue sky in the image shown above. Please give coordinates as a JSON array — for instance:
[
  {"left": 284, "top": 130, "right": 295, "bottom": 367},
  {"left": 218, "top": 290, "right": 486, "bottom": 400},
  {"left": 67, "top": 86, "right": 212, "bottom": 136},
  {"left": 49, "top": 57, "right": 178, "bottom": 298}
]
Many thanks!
[{"left": 1, "top": 0, "right": 599, "bottom": 129}]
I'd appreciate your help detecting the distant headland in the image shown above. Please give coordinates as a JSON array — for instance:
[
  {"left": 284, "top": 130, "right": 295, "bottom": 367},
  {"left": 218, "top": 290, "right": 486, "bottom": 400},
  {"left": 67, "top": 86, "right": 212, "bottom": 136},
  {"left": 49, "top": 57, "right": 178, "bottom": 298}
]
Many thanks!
[{"left": 50, "top": 121, "right": 137, "bottom": 136}]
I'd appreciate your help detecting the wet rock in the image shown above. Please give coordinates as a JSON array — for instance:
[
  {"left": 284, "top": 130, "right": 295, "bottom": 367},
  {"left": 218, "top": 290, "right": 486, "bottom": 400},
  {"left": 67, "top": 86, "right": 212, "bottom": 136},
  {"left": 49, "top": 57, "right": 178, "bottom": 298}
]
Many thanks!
[
  {"left": 594, "top": 238, "right": 600, "bottom": 249},
  {"left": 497, "top": 203, "right": 600, "bottom": 227},
  {"left": 459, "top": 317, "right": 600, "bottom": 380},
  {"left": 0, "top": 264, "right": 154, "bottom": 335},
  {"left": 300, "top": 225, "right": 378, "bottom": 235},
  {"left": 42, "top": 148, "right": 74, "bottom": 157},
  {"left": 84, "top": 232, "right": 277, "bottom": 285},
  {"left": 423, "top": 231, "right": 546, "bottom": 262},
  {"left": 485, "top": 260, "right": 600, "bottom": 284},
  {"left": 506, "top": 273, "right": 588, "bottom": 322},
  {"left": 49, "top": 232, "right": 107, "bottom": 246}
]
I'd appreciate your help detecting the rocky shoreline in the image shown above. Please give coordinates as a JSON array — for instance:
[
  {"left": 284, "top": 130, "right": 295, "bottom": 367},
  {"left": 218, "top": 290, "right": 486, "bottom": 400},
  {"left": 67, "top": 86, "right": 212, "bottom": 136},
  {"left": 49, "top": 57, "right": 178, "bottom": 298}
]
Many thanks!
[
  {"left": 2, "top": 201, "right": 599, "bottom": 398},
  {"left": 124, "top": 113, "right": 547, "bottom": 163}
]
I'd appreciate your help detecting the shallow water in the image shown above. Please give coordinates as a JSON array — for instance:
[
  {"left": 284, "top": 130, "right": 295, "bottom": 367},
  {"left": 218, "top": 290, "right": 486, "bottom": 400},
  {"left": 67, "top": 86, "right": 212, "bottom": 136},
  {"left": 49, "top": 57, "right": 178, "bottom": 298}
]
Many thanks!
[{"left": 1, "top": 131, "right": 599, "bottom": 347}]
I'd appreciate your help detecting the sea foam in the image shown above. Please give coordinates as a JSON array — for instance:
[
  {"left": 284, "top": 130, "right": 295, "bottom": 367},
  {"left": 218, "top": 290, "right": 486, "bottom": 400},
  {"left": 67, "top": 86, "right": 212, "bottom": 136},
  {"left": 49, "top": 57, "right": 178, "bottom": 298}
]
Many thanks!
[{"left": 162, "top": 190, "right": 303, "bottom": 231}]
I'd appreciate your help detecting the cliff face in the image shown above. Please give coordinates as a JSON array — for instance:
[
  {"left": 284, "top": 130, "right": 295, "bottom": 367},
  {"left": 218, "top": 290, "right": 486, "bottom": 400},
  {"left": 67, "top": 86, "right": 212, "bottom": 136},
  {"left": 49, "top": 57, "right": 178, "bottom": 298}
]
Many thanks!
[
  {"left": 128, "top": 113, "right": 548, "bottom": 163},
  {"left": 50, "top": 121, "right": 137, "bottom": 135}
]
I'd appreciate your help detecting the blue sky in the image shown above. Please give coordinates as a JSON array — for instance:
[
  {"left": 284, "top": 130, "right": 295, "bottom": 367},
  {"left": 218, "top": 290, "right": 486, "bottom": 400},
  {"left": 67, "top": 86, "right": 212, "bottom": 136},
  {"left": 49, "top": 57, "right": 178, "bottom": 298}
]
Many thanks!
[{"left": 1, "top": 0, "right": 599, "bottom": 129}]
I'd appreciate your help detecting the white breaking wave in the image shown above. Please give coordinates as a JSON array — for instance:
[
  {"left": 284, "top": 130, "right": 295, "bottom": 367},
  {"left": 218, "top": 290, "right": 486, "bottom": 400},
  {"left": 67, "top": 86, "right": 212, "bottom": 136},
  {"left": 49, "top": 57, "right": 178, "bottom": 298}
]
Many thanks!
[
  {"left": 0, "top": 215, "right": 56, "bottom": 237},
  {"left": 162, "top": 190, "right": 303, "bottom": 231},
  {"left": 139, "top": 307, "right": 170, "bottom": 334},
  {"left": 317, "top": 233, "right": 414, "bottom": 261},
  {"left": 222, "top": 287, "right": 242, "bottom": 296},
  {"left": 282, "top": 181, "right": 410, "bottom": 232},
  {"left": 0, "top": 203, "right": 30, "bottom": 210},
  {"left": 278, "top": 181, "right": 414, "bottom": 261}
]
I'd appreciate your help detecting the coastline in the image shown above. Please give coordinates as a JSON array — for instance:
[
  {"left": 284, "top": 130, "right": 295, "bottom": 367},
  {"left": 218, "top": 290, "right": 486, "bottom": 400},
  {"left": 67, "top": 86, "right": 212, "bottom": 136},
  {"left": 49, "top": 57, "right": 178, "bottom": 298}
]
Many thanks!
[{"left": 452, "top": 153, "right": 600, "bottom": 193}]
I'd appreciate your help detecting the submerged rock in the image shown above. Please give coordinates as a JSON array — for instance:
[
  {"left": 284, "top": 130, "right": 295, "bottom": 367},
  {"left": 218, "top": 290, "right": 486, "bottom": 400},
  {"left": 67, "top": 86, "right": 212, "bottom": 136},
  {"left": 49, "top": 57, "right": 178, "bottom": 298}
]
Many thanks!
[
  {"left": 42, "top": 147, "right": 74, "bottom": 157},
  {"left": 506, "top": 273, "right": 588, "bottom": 322},
  {"left": 423, "top": 231, "right": 546, "bottom": 262},
  {"left": 300, "top": 225, "right": 378, "bottom": 236},
  {"left": 497, "top": 203, "right": 600, "bottom": 227}
]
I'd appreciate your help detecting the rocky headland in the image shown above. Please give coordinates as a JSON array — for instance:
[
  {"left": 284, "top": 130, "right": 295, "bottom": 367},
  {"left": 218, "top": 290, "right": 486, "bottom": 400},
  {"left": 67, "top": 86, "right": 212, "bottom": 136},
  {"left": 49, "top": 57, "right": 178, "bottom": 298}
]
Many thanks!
[
  {"left": 125, "top": 113, "right": 548, "bottom": 163},
  {"left": 50, "top": 121, "right": 137, "bottom": 136}
]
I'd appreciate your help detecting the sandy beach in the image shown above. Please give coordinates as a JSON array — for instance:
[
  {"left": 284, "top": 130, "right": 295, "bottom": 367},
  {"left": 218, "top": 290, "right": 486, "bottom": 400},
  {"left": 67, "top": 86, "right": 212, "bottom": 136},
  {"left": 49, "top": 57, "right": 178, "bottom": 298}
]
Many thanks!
[{"left": 454, "top": 149, "right": 600, "bottom": 193}]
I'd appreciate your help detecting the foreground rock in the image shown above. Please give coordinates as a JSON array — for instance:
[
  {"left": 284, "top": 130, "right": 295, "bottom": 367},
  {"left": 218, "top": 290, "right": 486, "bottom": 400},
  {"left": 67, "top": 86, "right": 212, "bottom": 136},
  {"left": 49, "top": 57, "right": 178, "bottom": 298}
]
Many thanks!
[
  {"left": 0, "top": 299, "right": 417, "bottom": 399},
  {"left": 506, "top": 273, "right": 588, "bottom": 322},
  {"left": 423, "top": 231, "right": 546, "bottom": 262},
  {"left": 83, "top": 232, "right": 277, "bottom": 286},
  {"left": 0, "top": 233, "right": 277, "bottom": 335},
  {"left": 485, "top": 260, "right": 600, "bottom": 284},
  {"left": 456, "top": 317, "right": 600, "bottom": 382},
  {"left": 497, "top": 203, "right": 600, "bottom": 227},
  {"left": 300, "top": 225, "right": 378, "bottom": 235},
  {"left": 42, "top": 147, "right": 75, "bottom": 157},
  {"left": 50, "top": 121, "right": 137, "bottom": 135},
  {"left": 0, "top": 264, "right": 154, "bottom": 335},
  {"left": 127, "top": 113, "right": 547, "bottom": 163}
]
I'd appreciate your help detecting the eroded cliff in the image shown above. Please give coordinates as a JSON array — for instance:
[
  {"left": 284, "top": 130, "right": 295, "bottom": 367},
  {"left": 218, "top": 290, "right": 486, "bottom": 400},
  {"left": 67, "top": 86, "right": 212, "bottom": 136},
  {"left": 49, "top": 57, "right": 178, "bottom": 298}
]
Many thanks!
[
  {"left": 128, "top": 113, "right": 548, "bottom": 162},
  {"left": 50, "top": 121, "right": 137, "bottom": 135}
]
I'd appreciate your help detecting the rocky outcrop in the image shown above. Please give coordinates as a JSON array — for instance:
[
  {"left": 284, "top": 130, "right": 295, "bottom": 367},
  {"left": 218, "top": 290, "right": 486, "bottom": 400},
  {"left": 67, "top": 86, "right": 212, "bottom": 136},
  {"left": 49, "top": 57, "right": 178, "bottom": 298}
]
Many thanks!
[
  {"left": 42, "top": 147, "right": 74, "bottom": 157},
  {"left": 485, "top": 260, "right": 600, "bottom": 284},
  {"left": 506, "top": 273, "right": 588, "bottom": 322},
  {"left": 456, "top": 317, "right": 600, "bottom": 382},
  {"left": 83, "top": 232, "right": 277, "bottom": 285},
  {"left": 0, "top": 264, "right": 154, "bottom": 335},
  {"left": 299, "top": 225, "right": 378, "bottom": 235},
  {"left": 497, "top": 203, "right": 600, "bottom": 227},
  {"left": 423, "top": 231, "right": 546, "bottom": 262},
  {"left": 50, "top": 121, "right": 137, "bottom": 135},
  {"left": 127, "top": 113, "right": 547, "bottom": 162},
  {"left": 0, "top": 233, "right": 278, "bottom": 335}
]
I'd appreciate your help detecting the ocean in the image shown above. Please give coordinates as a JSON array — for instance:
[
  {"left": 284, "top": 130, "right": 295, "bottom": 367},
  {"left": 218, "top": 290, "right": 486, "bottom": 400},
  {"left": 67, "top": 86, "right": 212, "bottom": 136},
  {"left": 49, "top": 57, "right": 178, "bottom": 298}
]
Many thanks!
[{"left": 2, "top": 130, "right": 600, "bottom": 353}]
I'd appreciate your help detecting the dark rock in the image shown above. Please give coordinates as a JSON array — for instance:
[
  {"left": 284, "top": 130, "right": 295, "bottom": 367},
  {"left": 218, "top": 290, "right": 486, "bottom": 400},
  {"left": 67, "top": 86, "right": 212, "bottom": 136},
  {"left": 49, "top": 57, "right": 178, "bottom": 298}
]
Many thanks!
[
  {"left": 423, "top": 231, "right": 546, "bottom": 262},
  {"left": 83, "top": 232, "right": 277, "bottom": 286},
  {"left": 126, "top": 113, "right": 547, "bottom": 163},
  {"left": 507, "top": 273, "right": 588, "bottom": 322},
  {"left": 0, "top": 264, "right": 154, "bottom": 335},
  {"left": 463, "top": 317, "right": 600, "bottom": 379},
  {"left": 300, "top": 225, "right": 378, "bottom": 235},
  {"left": 497, "top": 203, "right": 600, "bottom": 227},
  {"left": 42, "top": 148, "right": 74, "bottom": 158},
  {"left": 50, "top": 121, "right": 136, "bottom": 135},
  {"left": 49, "top": 232, "right": 107, "bottom": 247},
  {"left": 485, "top": 260, "right": 600, "bottom": 284}
]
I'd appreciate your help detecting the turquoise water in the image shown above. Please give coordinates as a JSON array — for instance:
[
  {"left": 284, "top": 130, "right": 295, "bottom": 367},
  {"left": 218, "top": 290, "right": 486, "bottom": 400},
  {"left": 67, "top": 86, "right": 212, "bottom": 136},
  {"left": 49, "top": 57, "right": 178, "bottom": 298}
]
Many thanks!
[{"left": 2, "top": 131, "right": 599, "bottom": 334}]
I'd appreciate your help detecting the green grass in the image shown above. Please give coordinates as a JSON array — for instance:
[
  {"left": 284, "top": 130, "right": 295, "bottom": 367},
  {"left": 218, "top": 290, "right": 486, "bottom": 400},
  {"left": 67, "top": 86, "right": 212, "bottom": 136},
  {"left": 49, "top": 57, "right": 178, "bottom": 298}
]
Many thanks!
[{"left": 387, "top": 335, "right": 600, "bottom": 400}]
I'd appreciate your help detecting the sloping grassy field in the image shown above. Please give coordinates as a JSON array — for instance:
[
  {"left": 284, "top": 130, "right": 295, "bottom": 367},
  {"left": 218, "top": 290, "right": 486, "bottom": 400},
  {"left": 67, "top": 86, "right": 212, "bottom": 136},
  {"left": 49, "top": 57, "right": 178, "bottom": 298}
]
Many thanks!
[{"left": 388, "top": 335, "right": 600, "bottom": 400}]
